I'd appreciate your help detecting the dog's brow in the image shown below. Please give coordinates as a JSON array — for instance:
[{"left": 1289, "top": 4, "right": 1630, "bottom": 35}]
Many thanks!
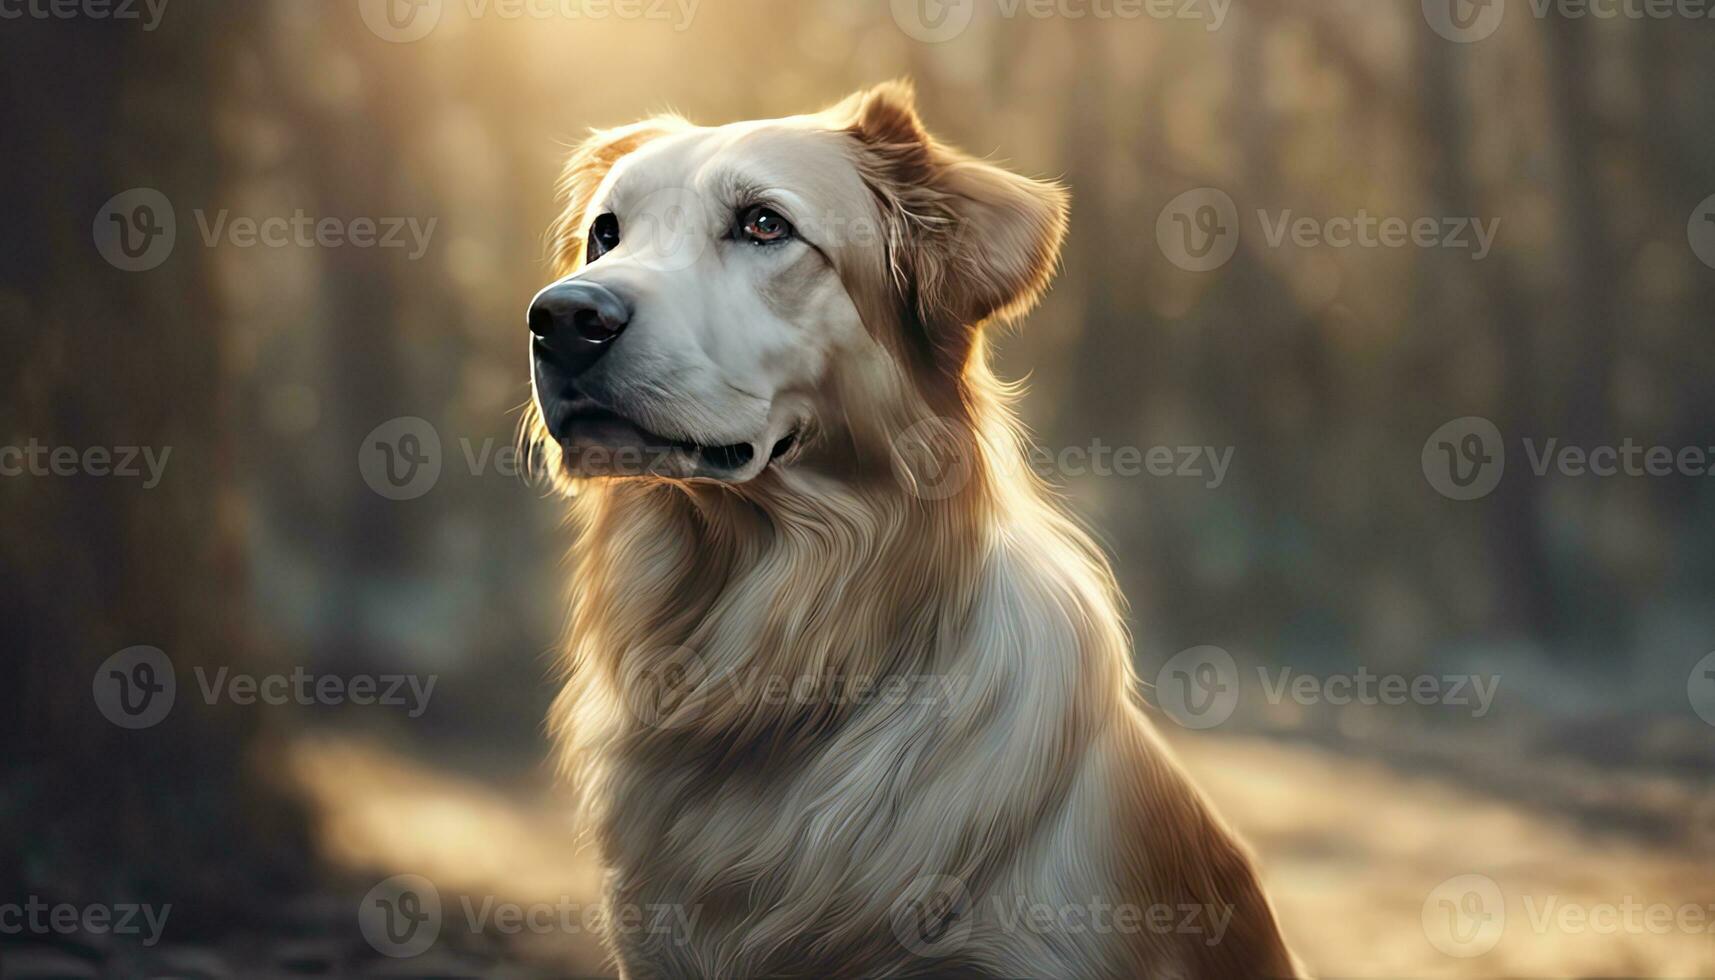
[
  {"left": 602, "top": 164, "right": 785, "bottom": 221},
  {"left": 711, "top": 169, "right": 785, "bottom": 210},
  {"left": 603, "top": 159, "right": 657, "bottom": 212}
]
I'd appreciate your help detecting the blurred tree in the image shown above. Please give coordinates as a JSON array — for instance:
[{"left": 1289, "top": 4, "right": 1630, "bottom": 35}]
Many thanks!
[
  {"left": 1413, "top": 19, "right": 1558, "bottom": 643},
  {"left": 0, "top": 0, "right": 312, "bottom": 941}
]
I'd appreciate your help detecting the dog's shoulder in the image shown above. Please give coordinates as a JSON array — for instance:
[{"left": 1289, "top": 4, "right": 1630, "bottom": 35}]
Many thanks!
[{"left": 1100, "top": 714, "right": 1306, "bottom": 978}]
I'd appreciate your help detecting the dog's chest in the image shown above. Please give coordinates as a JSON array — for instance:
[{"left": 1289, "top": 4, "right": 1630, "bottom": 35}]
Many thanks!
[
  {"left": 609, "top": 760, "right": 808, "bottom": 888},
  {"left": 597, "top": 753, "right": 937, "bottom": 976}
]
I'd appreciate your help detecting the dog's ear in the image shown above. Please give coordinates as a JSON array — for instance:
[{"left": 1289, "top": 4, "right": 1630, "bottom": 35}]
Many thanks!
[
  {"left": 547, "top": 117, "right": 687, "bottom": 275},
  {"left": 834, "top": 81, "right": 1069, "bottom": 370}
]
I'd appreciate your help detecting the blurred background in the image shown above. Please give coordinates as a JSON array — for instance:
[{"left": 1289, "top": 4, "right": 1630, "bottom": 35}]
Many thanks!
[{"left": 2, "top": 0, "right": 1713, "bottom": 975}]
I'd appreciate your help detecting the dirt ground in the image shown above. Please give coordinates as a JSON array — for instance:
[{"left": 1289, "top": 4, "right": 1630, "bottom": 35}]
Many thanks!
[
  {"left": 289, "top": 728, "right": 1715, "bottom": 978},
  {"left": 1171, "top": 731, "right": 1715, "bottom": 978}
]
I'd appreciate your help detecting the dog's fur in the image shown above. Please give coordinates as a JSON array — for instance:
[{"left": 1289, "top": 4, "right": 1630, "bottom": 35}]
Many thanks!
[{"left": 528, "top": 82, "right": 1301, "bottom": 979}]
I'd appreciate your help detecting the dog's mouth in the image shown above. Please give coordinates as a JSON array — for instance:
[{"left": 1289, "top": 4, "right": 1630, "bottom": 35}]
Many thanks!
[{"left": 543, "top": 400, "right": 798, "bottom": 481}]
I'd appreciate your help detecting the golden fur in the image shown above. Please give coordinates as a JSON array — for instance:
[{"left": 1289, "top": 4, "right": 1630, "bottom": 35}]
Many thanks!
[{"left": 528, "top": 82, "right": 1302, "bottom": 979}]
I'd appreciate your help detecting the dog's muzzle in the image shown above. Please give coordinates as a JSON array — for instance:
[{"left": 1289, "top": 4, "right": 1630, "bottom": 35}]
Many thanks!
[
  {"left": 528, "top": 279, "right": 631, "bottom": 379},
  {"left": 526, "top": 279, "right": 793, "bottom": 480},
  {"left": 528, "top": 279, "right": 636, "bottom": 445}
]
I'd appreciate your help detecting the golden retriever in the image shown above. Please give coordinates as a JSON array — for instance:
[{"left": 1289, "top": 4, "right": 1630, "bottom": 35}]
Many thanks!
[{"left": 525, "top": 81, "right": 1302, "bottom": 979}]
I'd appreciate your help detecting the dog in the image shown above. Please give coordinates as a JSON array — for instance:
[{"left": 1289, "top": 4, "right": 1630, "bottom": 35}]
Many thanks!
[{"left": 525, "top": 81, "right": 1302, "bottom": 979}]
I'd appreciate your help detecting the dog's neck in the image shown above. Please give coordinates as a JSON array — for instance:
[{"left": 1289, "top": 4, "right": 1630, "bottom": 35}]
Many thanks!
[
  {"left": 551, "top": 379, "right": 1152, "bottom": 974},
  {"left": 549, "top": 354, "right": 1132, "bottom": 763},
  {"left": 555, "top": 452, "right": 995, "bottom": 753}
]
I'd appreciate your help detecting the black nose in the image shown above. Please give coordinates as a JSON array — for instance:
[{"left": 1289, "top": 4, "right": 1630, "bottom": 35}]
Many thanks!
[{"left": 528, "top": 280, "right": 632, "bottom": 376}]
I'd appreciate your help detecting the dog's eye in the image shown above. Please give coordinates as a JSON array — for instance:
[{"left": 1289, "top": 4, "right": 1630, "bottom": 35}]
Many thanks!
[
  {"left": 739, "top": 206, "right": 793, "bottom": 245},
  {"left": 587, "top": 213, "right": 620, "bottom": 262}
]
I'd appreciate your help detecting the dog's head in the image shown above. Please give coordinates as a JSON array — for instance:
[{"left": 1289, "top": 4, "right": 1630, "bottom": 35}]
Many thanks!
[{"left": 526, "top": 81, "right": 1067, "bottom": 485}]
